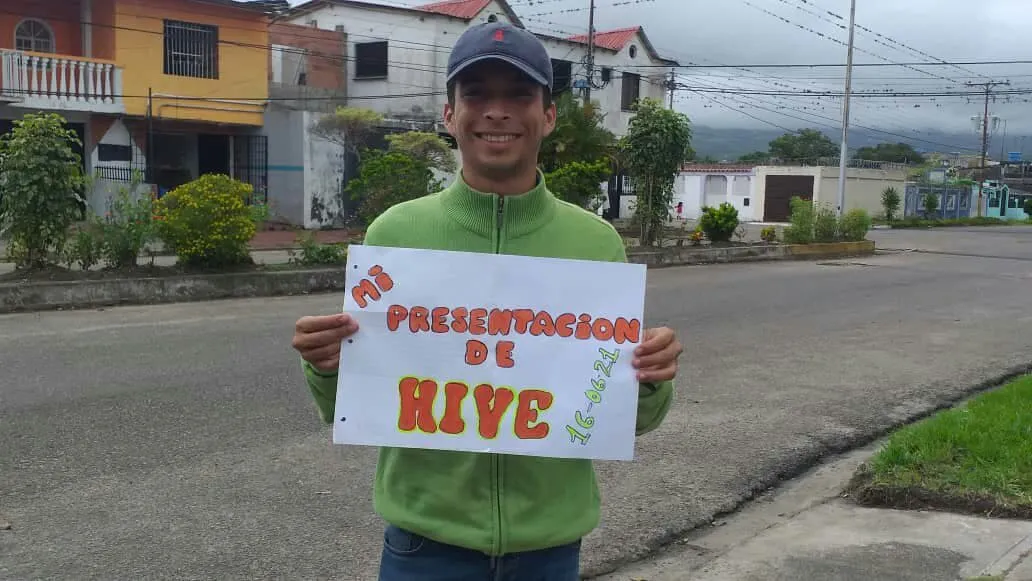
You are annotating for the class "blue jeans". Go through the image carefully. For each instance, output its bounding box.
[378,524,582,581]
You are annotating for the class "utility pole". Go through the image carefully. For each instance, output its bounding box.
[835,0,856,217]
[967,80,1010,217]
[584,0,596,105]
[668,70,675,109]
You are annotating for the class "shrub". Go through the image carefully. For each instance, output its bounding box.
[545,159,611,211]
[0,112,85,269]
[698,202,740,243]
[347,150,442,226]
[838,209,872,241]
[783,196,815,244]
[813,202,839,243]
[881,187,901,222]
[760,226,778,243]
[153,174,258,268]
[922,192,939,218]
[64,225,103,271]
[96,183,154,269]
[1024,198,1032,218]
[290,232,348,266]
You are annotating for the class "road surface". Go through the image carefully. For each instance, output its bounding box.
[2,227,1031,580]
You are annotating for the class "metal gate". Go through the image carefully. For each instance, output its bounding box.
[233,134,268,205]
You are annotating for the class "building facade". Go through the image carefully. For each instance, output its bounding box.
[1,0,271,215]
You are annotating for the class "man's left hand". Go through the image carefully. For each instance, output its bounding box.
[633,327,682,383]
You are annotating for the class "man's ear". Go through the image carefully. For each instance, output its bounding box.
[443,102,456,136]
[542,101,558,138]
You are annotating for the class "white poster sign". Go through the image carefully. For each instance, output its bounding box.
[333,244,647,461]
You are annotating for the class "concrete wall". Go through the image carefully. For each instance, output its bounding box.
[673,171,758,221]
[264,106,306,226]
[816,166,908,216]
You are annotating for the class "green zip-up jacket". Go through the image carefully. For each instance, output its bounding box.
[302,172,675,555]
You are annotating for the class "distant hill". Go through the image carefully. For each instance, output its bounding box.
[690,125,1021,162]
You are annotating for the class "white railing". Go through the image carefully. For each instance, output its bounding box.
[0,50,124,113]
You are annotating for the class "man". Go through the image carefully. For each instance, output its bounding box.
[291,21,682,581]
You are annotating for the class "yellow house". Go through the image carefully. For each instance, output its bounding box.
[0,0,272,210]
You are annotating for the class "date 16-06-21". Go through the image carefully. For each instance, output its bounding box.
[565,347,620,446]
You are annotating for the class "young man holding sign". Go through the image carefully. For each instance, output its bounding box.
[291,21,682,581]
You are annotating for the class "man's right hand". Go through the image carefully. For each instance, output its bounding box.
[292,314,360,374]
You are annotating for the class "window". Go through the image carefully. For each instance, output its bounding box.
[621,72,640,111]
[15,19,54,53]
[97,144,132,163]
[355,41,388,79]
[163,19,219,79]
[551,59,572,94]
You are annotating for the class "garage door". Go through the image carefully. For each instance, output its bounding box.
[764,175,814,222]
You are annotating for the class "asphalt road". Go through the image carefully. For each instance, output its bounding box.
[2,227,1032,580]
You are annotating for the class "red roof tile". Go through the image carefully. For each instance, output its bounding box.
[416,0,491,19]
[567,26,640,52]
[681,164,755,173]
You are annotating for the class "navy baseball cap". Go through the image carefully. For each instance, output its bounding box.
[447,22,554,92]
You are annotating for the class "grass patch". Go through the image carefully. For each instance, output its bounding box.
[847,375,1032,519]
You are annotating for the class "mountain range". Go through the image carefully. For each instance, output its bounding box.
[690,125,1028,162]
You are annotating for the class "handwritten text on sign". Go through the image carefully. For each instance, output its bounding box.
[333,245,647,461]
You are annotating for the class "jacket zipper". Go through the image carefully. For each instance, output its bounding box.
[493,194,504,555]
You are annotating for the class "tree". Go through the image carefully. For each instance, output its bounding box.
[881,187,901,222]
[0,113,85,269]
[620,98,694,246]
[539,92,616,173]
[768,129,838,163]
[856,142,926,165]
[310,106,383,160]
[386,131,456,173]
[545,159,611,211]
[346,150,443,226]
[738,151,769,163]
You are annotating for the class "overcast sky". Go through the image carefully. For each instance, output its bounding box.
[292,0,1032,152]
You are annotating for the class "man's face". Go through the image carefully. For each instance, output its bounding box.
[444,61,557,182]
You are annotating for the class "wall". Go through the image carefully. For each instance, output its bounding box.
[264,106,306,226]
[269,22,346,91]
[816,166,907,217]
[288,1,516,122]
[115,0,268,125]
[673,171,758,221]
[0,0,84,55]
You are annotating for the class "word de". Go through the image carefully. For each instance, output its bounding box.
[397,378,554,440]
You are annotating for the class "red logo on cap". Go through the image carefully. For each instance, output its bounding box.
[494,29,505,42]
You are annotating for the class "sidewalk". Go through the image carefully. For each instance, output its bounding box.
[595,443,1032,581]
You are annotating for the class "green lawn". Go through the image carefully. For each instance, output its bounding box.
[849,375,1032,518]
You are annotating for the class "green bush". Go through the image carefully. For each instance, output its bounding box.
[290,232,348,265]
[838,209,872,241]
[783,196,815,244]
[96,184,155,269]
[760,226,778,243]
[347,150,442,226]
[698,202,740,243]
[922,192,939,217]
[0,112,85,269]
[1023,198,1032,217]
[64,225,103,271]
[545,159,611,211]
[881,187,901,222]
[153,174,258,268]
[813,203,838,243]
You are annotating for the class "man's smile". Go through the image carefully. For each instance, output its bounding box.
[475,133,521,143]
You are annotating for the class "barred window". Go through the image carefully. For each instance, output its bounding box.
[163,20,219,79]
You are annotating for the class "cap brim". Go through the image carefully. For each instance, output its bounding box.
[447,54,550,88]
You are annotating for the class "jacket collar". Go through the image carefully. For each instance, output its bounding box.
[440,170,558,239]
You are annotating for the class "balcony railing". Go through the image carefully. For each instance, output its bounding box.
[0,50,125,113]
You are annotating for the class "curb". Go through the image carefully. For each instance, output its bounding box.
[0,241,875,314]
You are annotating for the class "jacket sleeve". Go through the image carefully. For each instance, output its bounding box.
[605,227,676,437]
[301,217,393,424]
